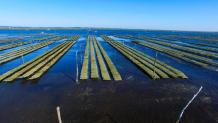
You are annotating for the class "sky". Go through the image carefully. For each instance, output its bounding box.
[0,0,218,31]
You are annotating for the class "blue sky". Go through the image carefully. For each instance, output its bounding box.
[0,0,218,31]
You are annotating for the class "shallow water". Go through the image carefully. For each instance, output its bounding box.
[0,29,218,123]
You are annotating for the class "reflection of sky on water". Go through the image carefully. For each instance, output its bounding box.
[0,30,218,123]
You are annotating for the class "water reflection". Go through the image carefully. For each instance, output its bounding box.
[0,30,218,123]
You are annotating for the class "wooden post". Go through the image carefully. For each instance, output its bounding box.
[56,106,63,123]
[76,50,79,83]
[176,86,203,123]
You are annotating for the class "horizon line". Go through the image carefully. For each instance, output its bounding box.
[0,26,217,33]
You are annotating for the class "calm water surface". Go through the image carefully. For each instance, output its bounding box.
[0,30,218,123]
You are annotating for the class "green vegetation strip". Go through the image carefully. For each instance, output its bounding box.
[90,36,99,79]
[0,36,79,82]
[0,42,31,51]
[28,42,75,80]
[28,36,79,80]
[104,37,160,79]
[0,41,53,64]
[0,37,64,64]
[155,36,218,49]
[80,36,90,80]
[92,36,111,80]
[167,35,218,42]
[116,35,218,59]
[0,38,21,44]
[102,36,187,79]
[0,35,61,51]
[95,37,122,81]
[168,41,218,53]
[139,36,218,59]
[114,42,185,78]
[117,35,218,69]
[0,42,67,82]
[137,41,218,68]
[3,42,69,81]
[112,38,186,78]
[188,42,218,49]
[153,37,218,53]
[80,36,122,81]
